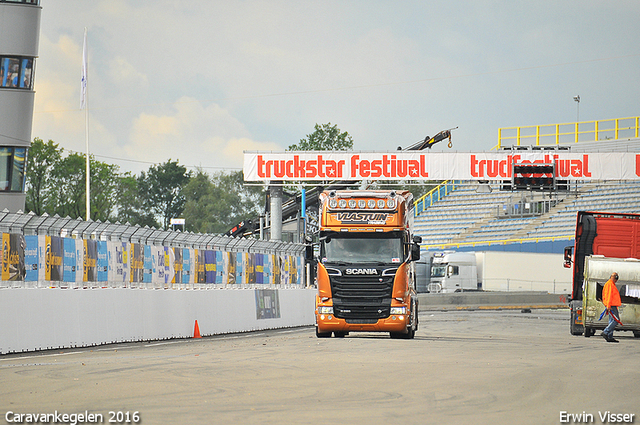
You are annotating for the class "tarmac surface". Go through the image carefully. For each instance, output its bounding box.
[1,309,638,425]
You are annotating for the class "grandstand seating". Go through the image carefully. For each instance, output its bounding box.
[524,181,640,239]
[414,180,640,249]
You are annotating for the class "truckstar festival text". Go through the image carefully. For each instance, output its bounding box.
[243,152,640,182]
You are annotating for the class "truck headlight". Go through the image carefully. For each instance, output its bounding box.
[390,307,407,315]
[318,306,334,314]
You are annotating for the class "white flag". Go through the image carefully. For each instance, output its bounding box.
[80,27,87,109]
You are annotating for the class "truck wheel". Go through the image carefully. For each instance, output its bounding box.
[413,299,419,332]
[316,327,331,338]
[334,331,348,338]
[583,327,595,338]
[405,327,416,339]
[390,327,415,339]
[633,331,640,338]
[570,309,583,336]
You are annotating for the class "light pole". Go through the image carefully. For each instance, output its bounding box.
[573,95,580,122]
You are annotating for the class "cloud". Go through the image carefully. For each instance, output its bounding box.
[107,57,149,91]
[32,34,119,157]
[127,97,280,172]
[32,0,640,177]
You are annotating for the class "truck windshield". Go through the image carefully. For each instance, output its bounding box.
[321,233,404,265]
[431,265,446,278]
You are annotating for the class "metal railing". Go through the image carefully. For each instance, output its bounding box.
[421,234,574,251]
[414,180,459,216]
[495,116,640,149]
[496,199,558,219]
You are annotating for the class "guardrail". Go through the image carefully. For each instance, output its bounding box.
[495,116,640,149]
[421,234,574,251]
[414,180,459,216]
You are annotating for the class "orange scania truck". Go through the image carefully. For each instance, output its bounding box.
[313,190,421,339]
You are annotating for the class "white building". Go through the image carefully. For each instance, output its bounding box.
[0,0,41,212]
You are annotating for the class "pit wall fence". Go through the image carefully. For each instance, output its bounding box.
[1,234,305,289]
[0,212,315,354]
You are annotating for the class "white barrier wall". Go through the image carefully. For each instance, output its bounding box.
[0,287,316,354]
[479,251,572,293]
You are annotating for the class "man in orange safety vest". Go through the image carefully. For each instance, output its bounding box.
[601,272,622,343]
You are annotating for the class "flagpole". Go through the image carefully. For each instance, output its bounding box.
[82,27,90,221]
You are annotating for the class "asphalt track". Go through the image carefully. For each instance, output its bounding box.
[1,310,638,425]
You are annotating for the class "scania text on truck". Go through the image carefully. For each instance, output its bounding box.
[312,190,421,339]
[564,211,640,337]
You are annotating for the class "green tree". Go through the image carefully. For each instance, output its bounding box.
[89,158,120,222]
[288,122,354,151]
[47,153,121,221]
[115,172,159,228]
[182,170,217,233]
[183,170,263,234]
[26,138,122,221]
[50,152,86,219]
[138,160,191,230]
[25,138,62,215]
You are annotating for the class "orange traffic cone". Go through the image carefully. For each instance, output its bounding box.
[193,320,202,338]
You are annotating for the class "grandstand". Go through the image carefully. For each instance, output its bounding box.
[414,133,640,253]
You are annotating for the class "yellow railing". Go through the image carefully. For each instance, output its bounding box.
[414,180,459,216]
[494,116,640,150]
[421,234,574,251]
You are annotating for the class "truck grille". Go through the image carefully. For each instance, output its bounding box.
[330,275,394,320]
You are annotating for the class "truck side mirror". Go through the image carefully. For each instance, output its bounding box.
[411,243,421,262]
[411,235,422,262]
[563,246,573,269]
[305,236,315,262]
[305,244,314,262]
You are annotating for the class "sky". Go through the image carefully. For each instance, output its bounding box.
[32,0,640,176]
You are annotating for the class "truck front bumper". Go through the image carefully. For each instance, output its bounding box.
[316,312,409,333]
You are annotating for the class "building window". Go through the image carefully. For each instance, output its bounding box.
[0,57,35,90]
[0,147,27,192]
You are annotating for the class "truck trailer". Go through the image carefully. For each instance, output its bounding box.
[312,190,421,339]
[580,256,640,337]
[564,211,640,337]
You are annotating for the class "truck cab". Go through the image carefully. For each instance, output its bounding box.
[429,251,480,293]
[313,190,421,339]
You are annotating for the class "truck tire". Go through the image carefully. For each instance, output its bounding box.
[405,327,415,339]
[413,299,419,331]
[570,308,583,336]
[392,327,415,339]
[390,323,416,339]
[583,327,595,337]
[316,327,331,338]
